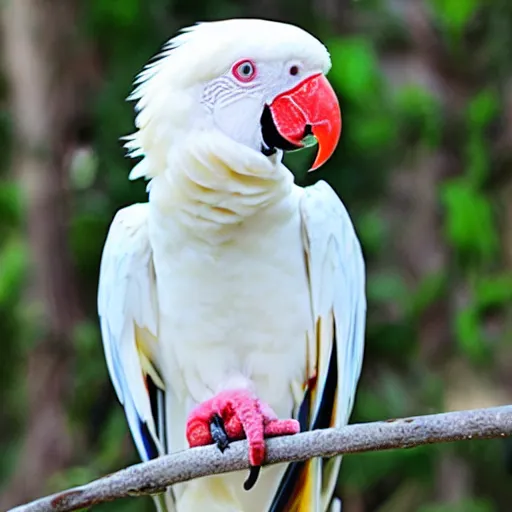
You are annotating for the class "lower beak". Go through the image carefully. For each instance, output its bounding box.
[268,74,342,171]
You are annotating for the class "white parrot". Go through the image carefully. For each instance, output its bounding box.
[98,18,366,512]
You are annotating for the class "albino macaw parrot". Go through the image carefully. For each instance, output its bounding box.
[98,18,366,512]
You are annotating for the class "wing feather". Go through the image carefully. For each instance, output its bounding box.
[270,180,366,511]
[97,203,164,461]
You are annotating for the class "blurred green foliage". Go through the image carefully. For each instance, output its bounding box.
[1,0,511,511]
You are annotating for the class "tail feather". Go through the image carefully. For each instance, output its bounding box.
[152,490,176,512]
[329,497,342,512]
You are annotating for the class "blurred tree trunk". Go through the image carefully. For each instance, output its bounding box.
[0,0,90,507]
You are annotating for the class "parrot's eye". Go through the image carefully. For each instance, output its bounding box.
[289,65,299,76]
[232,60,256,82]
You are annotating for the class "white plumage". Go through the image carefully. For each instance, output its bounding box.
[98,19,366,512]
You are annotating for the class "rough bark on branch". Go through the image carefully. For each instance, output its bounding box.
[9,406,512,512]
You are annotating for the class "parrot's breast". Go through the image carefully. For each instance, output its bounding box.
[148,183,313,512]
[149,185,312,416]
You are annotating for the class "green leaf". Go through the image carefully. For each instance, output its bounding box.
[429,0,481,35]
[441,179,498,261]
[328,38,380,101]
[89,0,141,28]
[467,89,499,129]
[474,273,512,308]
[455,307,487,362]
[351,114,398,150]
[395,85,442,147]
[463,90,499,185]
[0,237,27,305]
[0,182,22,224]
[418,498,494,512]
[464,133,490,186]
[357,209,388,254]
[408,271,447,318]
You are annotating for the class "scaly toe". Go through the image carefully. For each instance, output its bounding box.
[186,418,213,447]
[264,418,301,437]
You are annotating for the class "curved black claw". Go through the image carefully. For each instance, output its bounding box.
[210,414,230,453]
[244,466,261,491]
[210,414,261,491]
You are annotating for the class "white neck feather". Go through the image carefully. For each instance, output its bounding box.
[147,129,295,243]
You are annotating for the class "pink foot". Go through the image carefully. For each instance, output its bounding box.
[186,389,300,467]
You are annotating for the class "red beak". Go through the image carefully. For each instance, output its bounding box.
[268,74,341,171]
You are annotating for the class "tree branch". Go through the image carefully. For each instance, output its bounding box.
[10,406,512,512]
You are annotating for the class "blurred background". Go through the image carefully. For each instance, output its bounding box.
[0,0,511,511]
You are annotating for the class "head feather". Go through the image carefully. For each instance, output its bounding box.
[124,19,331,180]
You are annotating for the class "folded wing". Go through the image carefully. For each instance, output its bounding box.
[97,203,166,461]
[269,180,366,511]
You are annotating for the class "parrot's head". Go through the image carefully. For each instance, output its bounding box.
[126,19,341,180]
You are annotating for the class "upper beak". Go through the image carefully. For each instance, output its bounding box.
[268,74,341,171]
